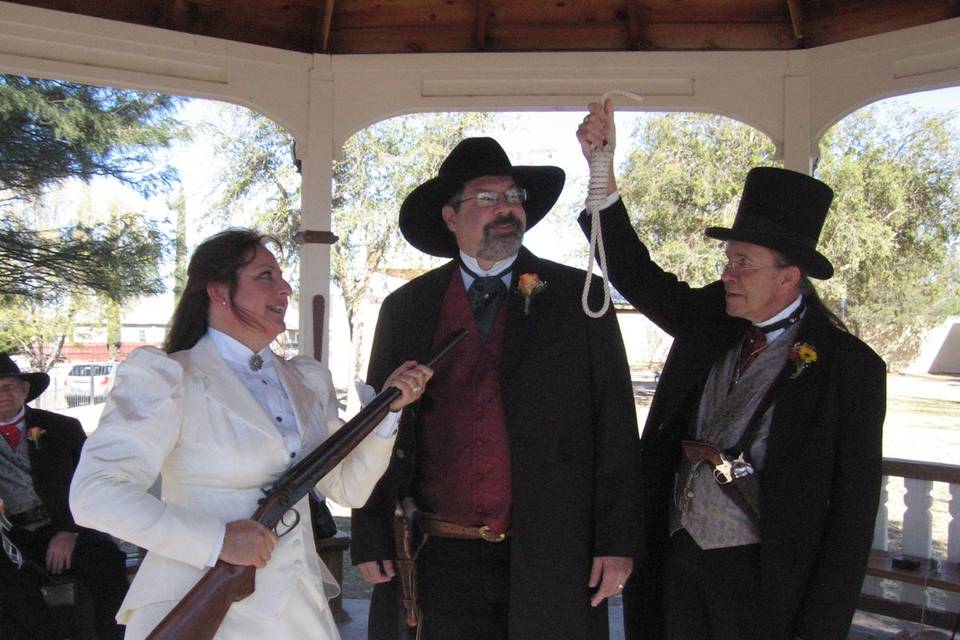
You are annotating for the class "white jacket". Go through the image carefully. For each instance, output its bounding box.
[70,336,394,637]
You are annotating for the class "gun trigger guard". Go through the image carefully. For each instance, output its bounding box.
[275,508,301,538]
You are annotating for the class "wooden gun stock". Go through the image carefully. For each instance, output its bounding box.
[146,328,467,640]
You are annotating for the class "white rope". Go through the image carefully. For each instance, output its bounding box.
[581,90,644,318]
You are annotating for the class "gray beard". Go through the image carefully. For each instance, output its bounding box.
[477,231,523,262]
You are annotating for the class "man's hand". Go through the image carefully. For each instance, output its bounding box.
[588,555,633,607]
[577,99,617,158]
[46,531,79,574]
[576,99,618,196]
[220,519,278,568]
[358,559,396,584]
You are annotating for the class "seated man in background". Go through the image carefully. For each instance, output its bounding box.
[0,354,128,640]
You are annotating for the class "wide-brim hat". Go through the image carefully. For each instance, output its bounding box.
[705,167,835,279]
[0,354,50,403]
[399,137,565,257]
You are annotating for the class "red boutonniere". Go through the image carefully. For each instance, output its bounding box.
[788,342,817,379]
[516,273,547,315]
[26,427,45,449]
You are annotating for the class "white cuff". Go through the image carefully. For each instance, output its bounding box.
[356,381,401,438]
[206,522,226,567]
[599,191,620,211]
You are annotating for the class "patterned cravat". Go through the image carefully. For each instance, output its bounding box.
[0,423,20,449]
[461,261,512,343]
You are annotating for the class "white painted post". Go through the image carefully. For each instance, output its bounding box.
[862,476,891,598]
[946,482,960,614]
[901,478,934,610]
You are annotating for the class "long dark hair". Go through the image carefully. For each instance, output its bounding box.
[775,249,848,332]
[165,229,279,354]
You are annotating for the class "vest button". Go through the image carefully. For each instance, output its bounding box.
[396,448,406,459]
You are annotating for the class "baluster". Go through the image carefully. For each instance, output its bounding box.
[901,478,934,609]
[862,476,890,598]
[873,477,890,550]
[946,482,960,615]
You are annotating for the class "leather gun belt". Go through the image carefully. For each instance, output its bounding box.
[418,512,509,543]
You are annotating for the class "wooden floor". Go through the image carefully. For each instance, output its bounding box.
[334,598,955,640]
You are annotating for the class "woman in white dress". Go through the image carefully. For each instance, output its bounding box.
[70,229,431,639]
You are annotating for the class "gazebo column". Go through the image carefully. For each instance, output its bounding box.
[782,70,816,175]
[297,62,336,364]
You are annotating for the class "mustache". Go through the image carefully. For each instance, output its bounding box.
[483,213,523,234]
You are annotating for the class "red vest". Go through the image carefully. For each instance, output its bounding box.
[418,269,512,535]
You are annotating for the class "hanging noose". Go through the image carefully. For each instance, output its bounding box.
[581,90,644,318]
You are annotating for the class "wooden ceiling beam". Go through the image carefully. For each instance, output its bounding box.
[626,0,649,50]
[316,0,335,53]
[786,0,805,45]
[475,0,488,52]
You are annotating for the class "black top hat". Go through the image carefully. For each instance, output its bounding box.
[705,167,835,279]
[0,354,50,403]
[399,137,565,257]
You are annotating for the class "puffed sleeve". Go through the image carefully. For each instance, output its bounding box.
[69,347,225,569]
[286,356,396,509]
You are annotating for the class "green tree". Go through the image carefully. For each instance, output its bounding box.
[0,212,168,302]
[0,75,182,199]
[617,108,960,368]
[816,105,960,367]
[171,186,188,300]
[0,298,74,371]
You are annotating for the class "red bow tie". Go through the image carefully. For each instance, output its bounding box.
[0,423,21,449]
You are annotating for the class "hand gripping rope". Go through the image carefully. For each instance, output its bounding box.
[581,90,644,318]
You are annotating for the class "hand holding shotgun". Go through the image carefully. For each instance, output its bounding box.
[145,328,468,640]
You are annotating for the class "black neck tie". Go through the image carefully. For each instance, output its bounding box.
[461,261,511,343]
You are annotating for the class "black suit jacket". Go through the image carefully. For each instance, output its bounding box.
[352,247,640,640]
[20,407,88,534]
[581,200,886,640]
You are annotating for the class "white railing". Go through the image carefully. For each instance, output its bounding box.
[862,458,960,629]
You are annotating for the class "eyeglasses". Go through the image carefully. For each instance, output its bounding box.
[716,259,786,277]
[454,187,528,208]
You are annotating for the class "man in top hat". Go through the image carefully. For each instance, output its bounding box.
[577,102,886,639]
[351,137,640,640]
[0,354,128,640]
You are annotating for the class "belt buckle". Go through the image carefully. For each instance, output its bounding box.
[478,525,506,543]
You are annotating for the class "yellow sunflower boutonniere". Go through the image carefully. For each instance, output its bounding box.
[516,273,547,315]
[26,427,46,449]
[788,342,817,379]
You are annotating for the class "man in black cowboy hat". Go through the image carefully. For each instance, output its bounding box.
[577,102,885,640]
[351,137,640,640]
[0,354,128,640]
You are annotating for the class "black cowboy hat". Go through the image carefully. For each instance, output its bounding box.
[399,137,565,257]
[705,167,835,279]
[0,354,50,403]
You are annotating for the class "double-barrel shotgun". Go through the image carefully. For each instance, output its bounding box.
[145,328,468,640]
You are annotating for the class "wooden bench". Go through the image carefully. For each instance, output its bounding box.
[859,550,960,629]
